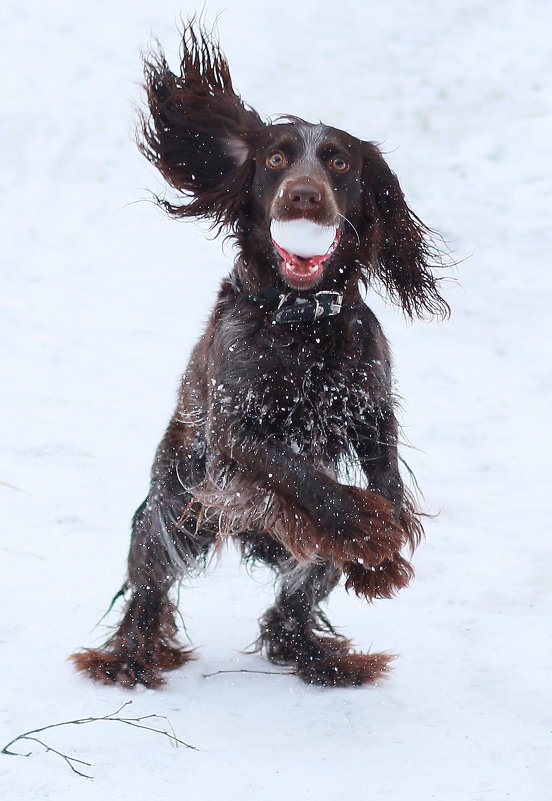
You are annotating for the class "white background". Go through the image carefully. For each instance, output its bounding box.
[1,1,551,798]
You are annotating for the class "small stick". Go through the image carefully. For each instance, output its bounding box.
[1,701,196,780]
[202,668,292,678]
[8,736,94,779]
[0,480,22,492]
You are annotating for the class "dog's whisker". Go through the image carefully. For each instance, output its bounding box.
[337,212,361,246]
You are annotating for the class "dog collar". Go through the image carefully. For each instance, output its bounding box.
[251,288,343,324]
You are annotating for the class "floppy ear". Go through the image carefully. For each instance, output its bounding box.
[138,23,265,229]
[360,142,449,320]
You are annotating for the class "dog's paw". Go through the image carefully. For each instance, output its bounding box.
[296,650,394,687]
[70,645,193,688]
[321,485,406,566]
[343,552,414,600]
[269,485,415,578]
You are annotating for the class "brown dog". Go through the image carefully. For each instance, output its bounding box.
[72,23,448,688]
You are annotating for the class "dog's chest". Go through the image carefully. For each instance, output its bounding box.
[241,346,376,459]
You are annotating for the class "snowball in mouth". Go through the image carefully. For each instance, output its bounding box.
[270,219,341,287]
[270,219,338,258]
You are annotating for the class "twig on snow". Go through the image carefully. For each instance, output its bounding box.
[202,668,292,678]
[0,480,22,492]
[1,700,196,780]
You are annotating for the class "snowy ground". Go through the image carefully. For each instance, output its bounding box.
[1,1,551,798]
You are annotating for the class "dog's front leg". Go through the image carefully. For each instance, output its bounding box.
[343,402,423,598]
[215,425,412,599]
[354,402,423,539]
[354,402,406,517]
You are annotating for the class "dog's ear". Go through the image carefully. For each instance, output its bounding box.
[139,24,264,229]
[360,142,449,320]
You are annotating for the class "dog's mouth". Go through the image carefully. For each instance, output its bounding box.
[270,219,341,289]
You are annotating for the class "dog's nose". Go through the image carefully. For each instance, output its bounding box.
[287,182,322,209]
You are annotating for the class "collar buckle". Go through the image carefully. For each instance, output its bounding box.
[313,291,343,319]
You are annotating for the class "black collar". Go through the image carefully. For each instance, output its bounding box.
[250,288,343,324]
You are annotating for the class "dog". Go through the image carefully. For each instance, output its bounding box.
[72,23,448,688]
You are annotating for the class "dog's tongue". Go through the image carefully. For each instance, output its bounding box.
[270,219,340,284]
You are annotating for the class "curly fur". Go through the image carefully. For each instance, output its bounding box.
[72,21,447,689]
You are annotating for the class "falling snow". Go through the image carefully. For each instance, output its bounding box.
[1,1,551,800]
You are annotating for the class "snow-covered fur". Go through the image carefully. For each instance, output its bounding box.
[72,22,448,688]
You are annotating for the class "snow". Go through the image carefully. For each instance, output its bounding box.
[1,0,551,798]
[270,220,338,258]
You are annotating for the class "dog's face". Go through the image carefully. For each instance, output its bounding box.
[250,122,363,290]
[140,33,448,318]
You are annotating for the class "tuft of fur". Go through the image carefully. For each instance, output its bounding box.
[71,594,193,688]
[359,142,450,320]
[139,24,264,229]
[257,602,394,686]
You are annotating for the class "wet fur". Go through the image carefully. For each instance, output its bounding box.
[72,22,447,688]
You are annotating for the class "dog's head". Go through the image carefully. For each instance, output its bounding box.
[139,24,448,319]
[246,120,360,292]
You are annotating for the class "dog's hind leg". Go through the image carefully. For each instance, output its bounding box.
[72,419,215,687]
[251,538,394,687]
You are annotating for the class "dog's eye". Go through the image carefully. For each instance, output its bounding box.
[266,152,287,169]
[329,156,349,173]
